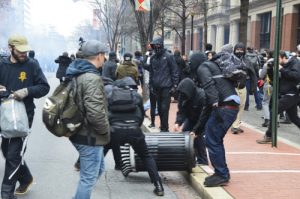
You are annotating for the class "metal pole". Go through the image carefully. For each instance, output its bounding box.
[191,14,194,51]
[271,0,282,147]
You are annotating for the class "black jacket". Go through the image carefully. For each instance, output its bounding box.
[55,56,72,79]
[0,57,50,121]
[279,57,300,95]
[102,60,118,80]
[174,54,189,80]
[176,78,206,134]
[197,60,238,105]
[144,38,179,88]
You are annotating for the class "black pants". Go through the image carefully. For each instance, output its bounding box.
[1,138,33,198]
[104,128,161,183]
[149,89,157,125]
[153,87,171,132]
[182,119,208,165]
[266,94,300,137]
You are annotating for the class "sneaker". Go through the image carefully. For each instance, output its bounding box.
[204,174,229,187]
[256,136,271,144]
[15,177,33,195]
[231,128,243,134]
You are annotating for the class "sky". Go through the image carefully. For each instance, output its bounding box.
[30,0,92,36]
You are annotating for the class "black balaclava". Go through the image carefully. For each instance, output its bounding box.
[150,37,164,55]
[234,42,246,59]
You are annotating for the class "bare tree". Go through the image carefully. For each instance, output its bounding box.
[90,0,130,51]
[164,0,200,55]
[128,0,171,54]
[239,0,249,45]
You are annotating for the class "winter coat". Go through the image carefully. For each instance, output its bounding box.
[55,55,72,79]
[115,61,139,83]
[197,60,238,105]
[279,57,300,95]
[102,60,118,80]
[66,59,110,146]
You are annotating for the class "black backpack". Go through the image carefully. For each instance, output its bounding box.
[212,52,247,88]
[42,79,83,137]
[107,85,143,127]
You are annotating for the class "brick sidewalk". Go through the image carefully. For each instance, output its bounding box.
[146,102,300,199]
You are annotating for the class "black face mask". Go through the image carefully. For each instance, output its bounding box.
[235,52,244,59]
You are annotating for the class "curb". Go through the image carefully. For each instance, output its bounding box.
[142,118,234,199]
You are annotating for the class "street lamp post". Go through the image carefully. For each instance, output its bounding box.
[190,13,194,52]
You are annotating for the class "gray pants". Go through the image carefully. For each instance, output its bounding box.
[262,82,272,120]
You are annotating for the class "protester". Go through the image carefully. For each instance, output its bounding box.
[174,78,208,165]
[144,37,179,132]
[104,77,164,196]
[0,35,50,199]
[197,50,240,187]
[55,52,72,82]
[102,51,118,80]
[115,52,139,83]
[257,51,300,144]
[65,40,110,199]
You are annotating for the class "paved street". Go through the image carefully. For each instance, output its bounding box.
[0,73,201,199]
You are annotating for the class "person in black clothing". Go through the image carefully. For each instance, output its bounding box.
[174,50,189,80]
[55,52,72,82]
[174,78,208,165]
[144,37,179,132]
[102,51,118,80]
[257,51,300,144]
[104,77,164,196]
[197,53,239,187]
[0,35,50,199]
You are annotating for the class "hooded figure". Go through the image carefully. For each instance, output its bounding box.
[175,78,208,165]
[150,37,165,55]
[55,52,72,82]
[188,52,207,83]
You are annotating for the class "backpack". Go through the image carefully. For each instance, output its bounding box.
[212,52,247,89]
[42,79,83,137]
[107,85,143,127]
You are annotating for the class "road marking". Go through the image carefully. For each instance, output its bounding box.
[226,152,300,156]
[201,166,300,174]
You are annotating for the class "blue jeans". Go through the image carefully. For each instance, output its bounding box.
[205,107,238,179]
[73,143,105,199]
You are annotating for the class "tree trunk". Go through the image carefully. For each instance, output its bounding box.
[239,0,249,45]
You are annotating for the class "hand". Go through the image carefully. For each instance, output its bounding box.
[212,102,218,107]
[0,85,6,92]
[169,86,177,95]
[13,88,28,101]
[174,124,180,132]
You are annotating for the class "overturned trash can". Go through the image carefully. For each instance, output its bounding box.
[120,132,195,177]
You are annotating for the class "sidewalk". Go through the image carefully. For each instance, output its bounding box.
[144,102,300,199]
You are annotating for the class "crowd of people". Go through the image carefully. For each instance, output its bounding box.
[1,33,300,199]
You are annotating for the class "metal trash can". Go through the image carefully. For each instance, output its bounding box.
[120,132,195,177]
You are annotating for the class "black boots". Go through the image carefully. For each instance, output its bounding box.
[153,181,164,196]
[1,184,17,199]
[262,119,269,127]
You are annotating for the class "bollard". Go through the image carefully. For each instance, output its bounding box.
[120,132,195,177]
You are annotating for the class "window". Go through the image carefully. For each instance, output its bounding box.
[260,12,271,49]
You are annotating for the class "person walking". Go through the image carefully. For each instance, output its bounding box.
[102,51,118,80]
[65,40,110,199]
[115,53,139,83]
[55,52,72,82]
[0,35,50,199]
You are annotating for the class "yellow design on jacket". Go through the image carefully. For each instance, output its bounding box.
[18,71,27,82]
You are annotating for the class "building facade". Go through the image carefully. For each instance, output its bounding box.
[173,0,300,53]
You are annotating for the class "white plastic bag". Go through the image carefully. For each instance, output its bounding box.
[0,98,30,138]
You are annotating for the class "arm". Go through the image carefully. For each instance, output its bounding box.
[27,62,50,98]
[83,77,110,135]
[259,63,268,79]
[280,62,300,81]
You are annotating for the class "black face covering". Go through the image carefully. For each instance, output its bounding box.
[235,52,244,59]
